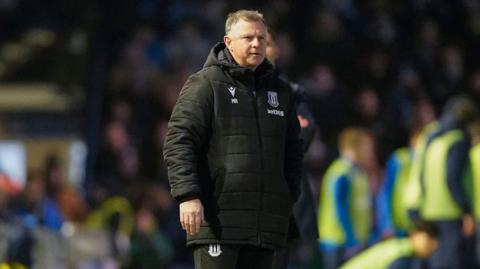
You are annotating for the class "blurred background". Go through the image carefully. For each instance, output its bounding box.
[0,0,480,268]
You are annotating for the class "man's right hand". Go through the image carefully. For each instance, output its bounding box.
[462,214,475,237]
[179,198,204,236]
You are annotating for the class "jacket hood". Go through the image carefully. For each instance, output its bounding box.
[203,42,274,79]
[203,42,237,69]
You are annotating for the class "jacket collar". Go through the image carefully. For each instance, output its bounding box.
[203,43,274,89]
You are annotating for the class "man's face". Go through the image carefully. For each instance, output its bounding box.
[224,19,267,68]
[356,134,375,167]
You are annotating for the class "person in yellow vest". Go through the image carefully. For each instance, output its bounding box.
[469,118,480,267]
[339,221,439,269]
[409,96,478,269]
[376,132,418,238]
[318,127,375,269]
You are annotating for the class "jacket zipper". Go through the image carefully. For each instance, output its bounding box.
[252,89,264,246]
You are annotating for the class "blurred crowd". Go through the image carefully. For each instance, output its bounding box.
[1,0,480,268]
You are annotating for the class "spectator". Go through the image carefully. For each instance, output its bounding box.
[43,155,88,224]
[91,120,139,205]
[305,63,353,166]
[128,208,173,269]
[9,168,63,231]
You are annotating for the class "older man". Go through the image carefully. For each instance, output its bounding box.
[163,10,303,269]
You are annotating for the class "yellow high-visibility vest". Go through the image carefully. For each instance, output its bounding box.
[420,129,466,220]
[471,144,480,219]
[391,148,413,231]
[340,238,413,269]
[318,158,372,246]
[405,122,438,212]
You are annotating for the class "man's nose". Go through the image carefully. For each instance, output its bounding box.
[251,37,261,47]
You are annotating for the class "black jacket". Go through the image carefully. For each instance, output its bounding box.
[163,43,303,249]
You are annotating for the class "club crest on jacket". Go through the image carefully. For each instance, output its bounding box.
[267,91,279,108]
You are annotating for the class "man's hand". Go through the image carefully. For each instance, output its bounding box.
[179,198,204,236]
[297,115,310,129]
[462,214,475,237]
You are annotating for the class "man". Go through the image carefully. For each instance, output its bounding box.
[469,119,480,266]
[376,133,418,238]
[163,10,303,269]
[317,127,374,269]
[339,221,439,269]
[407,96,477,269]
[265,31,319,269]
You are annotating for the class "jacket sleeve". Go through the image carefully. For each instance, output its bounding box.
[163,73,213,202]
[446,137,471,213]
[291,83,316,152]
[284,91,304,201]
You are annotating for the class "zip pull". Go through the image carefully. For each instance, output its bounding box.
[252,90,256,97]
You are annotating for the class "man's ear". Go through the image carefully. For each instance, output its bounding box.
[224,36,231,49]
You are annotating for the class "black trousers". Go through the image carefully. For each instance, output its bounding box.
[193,244,274,269]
